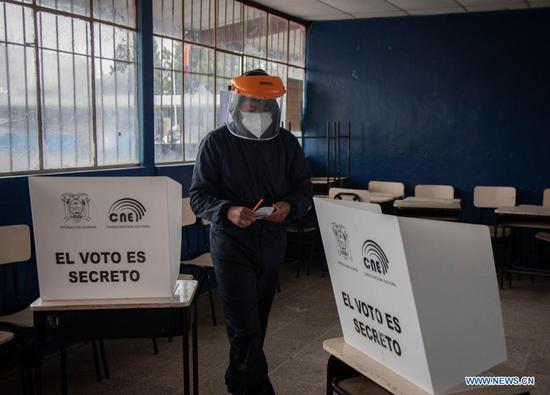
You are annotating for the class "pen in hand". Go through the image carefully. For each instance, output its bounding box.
[252,198,264,212]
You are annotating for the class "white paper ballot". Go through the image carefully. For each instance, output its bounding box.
[255,206,275,219]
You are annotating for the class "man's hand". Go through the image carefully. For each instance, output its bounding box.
[265,201,291,223]
[227,206,256,228]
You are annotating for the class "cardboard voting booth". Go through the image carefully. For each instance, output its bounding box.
[29,177,182,301]
[314,198,506,395]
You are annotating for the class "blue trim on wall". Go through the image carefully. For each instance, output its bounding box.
[137,0,155,169]
[0,0,200,314]
[303,8,550,222]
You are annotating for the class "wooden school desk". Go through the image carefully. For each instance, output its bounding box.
[495,205,550,230]
[314,192,400,214]
[30,279,199,395]
[393,197,462,221]
[495,205,550,286]
[369,192,403,203]
[312,177,350,195]
[369,192,403,214]
[311,177,350,186]
[324,337,533,395]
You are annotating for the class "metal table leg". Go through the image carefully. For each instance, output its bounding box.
[33,313,43,395]
[182,310,190,395]
[193,301,198,395]
[60,341,68,395]
[91,340,102,382]
[34,343,42,395]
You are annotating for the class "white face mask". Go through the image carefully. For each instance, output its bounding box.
[241,112,273,139]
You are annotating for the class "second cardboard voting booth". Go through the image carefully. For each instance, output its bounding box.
[29,176,182,301]
[314,197,506,395]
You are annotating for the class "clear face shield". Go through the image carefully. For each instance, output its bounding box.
[226,93,281,141]
[226,71,286,141]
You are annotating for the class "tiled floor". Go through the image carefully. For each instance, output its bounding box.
[1,264,549,394]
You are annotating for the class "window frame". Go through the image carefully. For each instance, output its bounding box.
[0,0,308,174]
[153,0,308,165]
[0,0,139,176]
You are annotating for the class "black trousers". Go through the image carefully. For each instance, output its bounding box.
[211,223,286,395]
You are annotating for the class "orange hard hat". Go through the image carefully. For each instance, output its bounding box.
[229,72,286,100]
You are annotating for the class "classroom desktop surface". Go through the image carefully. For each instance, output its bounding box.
[496,205,550,217]
[30,280,198,311]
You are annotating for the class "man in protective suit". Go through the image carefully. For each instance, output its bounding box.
[190,69,312,394]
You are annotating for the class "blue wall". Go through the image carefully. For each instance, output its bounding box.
[303,8,550,220]
[0,0,202,314]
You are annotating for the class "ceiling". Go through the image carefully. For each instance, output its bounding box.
[251,0,550,21]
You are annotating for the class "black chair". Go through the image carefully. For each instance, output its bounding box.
[0,329,32,394]
[286,209,322,278]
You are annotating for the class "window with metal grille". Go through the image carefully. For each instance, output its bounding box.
[0,0,138,175]
[153,0,307,163]
[0,0,306,171]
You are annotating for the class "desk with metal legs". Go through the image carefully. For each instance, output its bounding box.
[369,192,402,214]
[495,205,550,230]
[394,197,462,221]
[495,205,550,286]
[30,280,199,395]
[314,192,400,214]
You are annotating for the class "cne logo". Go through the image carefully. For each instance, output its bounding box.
[362,240,389,275]
[108,198,146,223]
